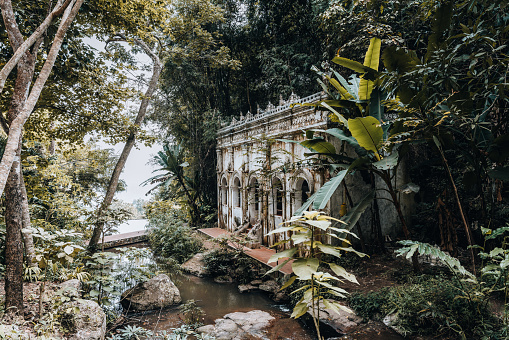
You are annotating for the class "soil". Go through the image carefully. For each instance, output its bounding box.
[0,280,62,336]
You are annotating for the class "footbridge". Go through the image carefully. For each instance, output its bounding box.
[98,230,148,249]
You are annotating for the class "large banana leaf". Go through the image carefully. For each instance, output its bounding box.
[348,117,383,157]
[324,128,367,157]
[332,57,377,75]
[373,150,399,170]
[312,65,354,100]
[301,139,336,154]
[359,37,381,101]
[368,88,386,122]
[488,167,509,181]
[332,69,357,99]
[312,170,349,210]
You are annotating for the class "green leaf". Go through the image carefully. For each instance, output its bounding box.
[292,258,319,280]
[488,167,509,181]
[265,258,292,275]
[312,170,349,210]
[294,192,317,216]
[291,302,309,319]
[305,220,331,230]
[324,300,354,314]
[373,150,399,170]
[341,191,375,230]
[359,38,381,100]
[267,226,296,236]
[348,117,383,156]
[329,263,359,284]
[268,248,297,264]
[500,259,509,269]
[332,69,357,99]
[332,57,376,75]
[291,231,311,244]
[324,128,367,156]
[369,88,386,123]
[321,102,348,126]
[281,276,297,290]
[336,247,367,257]
[301,139,336,154]
[316,244,342,258]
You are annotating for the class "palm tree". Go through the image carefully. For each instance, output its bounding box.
[143,143,201,227]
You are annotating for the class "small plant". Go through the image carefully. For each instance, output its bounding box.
[179,299,204,325]
[119,325,153,339]
[267,211,365,340]
[394,227,509,338]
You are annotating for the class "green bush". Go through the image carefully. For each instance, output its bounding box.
[147,209,202,264]
[203,249,263,284]
[348,277,504,338]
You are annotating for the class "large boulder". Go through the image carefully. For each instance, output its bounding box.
[121,274,181,311]
[308,301,362,335]
[181,253,210,277]
[61,299,106,340]
[196,310,275,340]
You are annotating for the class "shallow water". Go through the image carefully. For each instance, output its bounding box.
[112,247,403,340]
[123,272,313,340]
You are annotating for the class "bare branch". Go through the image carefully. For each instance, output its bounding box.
[0,0,85,196]
[0,0,73,95]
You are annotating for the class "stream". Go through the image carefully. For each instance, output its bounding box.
[124,273,313,340]
[109,243,403,340]
[110,245,313,339]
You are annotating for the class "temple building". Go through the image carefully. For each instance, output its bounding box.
[216,92,414,248]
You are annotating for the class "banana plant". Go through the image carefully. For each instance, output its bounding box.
[289,39,419,271]
[265,211,365,340]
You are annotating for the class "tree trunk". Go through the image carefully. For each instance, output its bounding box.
[0,0,84,197]
[2,27,38,316]
[20,168,36,267]
[88,37,162,251]
[4,140,24,314]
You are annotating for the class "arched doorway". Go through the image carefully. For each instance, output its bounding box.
[248,177,260,224]
[294,177,311,211]
[232,176,242,227]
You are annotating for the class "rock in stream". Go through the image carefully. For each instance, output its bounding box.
[196,310,275,340]
[121,274,181,311]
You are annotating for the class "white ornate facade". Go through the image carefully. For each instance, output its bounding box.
[216,92,413,247]
[217,92,330,246]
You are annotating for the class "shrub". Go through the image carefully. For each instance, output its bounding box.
[348,277,503,338]
[147,209,202,263]
[203,249,263,283]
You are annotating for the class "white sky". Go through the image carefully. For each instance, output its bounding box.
[85,37,162,204]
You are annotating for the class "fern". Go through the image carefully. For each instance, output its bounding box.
[396,240,475,279]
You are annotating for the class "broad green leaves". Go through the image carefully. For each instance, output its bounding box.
[348,117,383,159]
[359,38,382,101]
[312,170,348,210]
[266,211,364,330]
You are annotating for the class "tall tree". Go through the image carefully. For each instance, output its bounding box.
[87,0,233,251]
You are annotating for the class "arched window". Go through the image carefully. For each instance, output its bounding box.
[221,177,228,205]
[232,177,241,208]
[301,180,310,205]
[273,178,283,216]
[294,178,311,210]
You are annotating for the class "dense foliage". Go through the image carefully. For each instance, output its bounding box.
[146,206,203,263]
[349,277,504,338]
